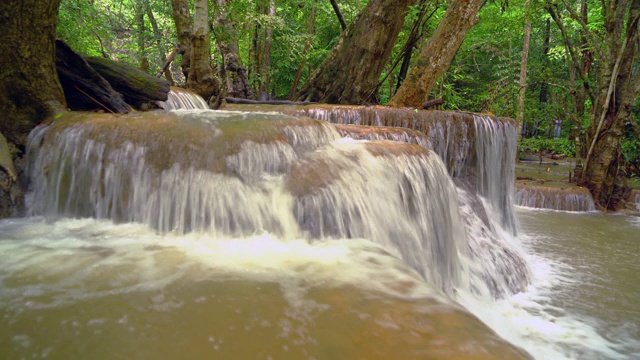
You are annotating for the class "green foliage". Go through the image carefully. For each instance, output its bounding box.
[52,0,627,173]
[622,139,639,165]
[57,0,111,57]
[518,137,576,157]
[58,0,178,75]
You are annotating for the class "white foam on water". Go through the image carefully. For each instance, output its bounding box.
[0,218,444,313]
[459,230,633,360]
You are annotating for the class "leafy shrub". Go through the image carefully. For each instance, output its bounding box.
[518,138,576,157]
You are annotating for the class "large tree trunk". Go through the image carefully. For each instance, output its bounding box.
[170,0,193,82]
[0,0,66,217]
[215,0,253,99]
[0,0,66,152]
[388,0,487,107]
[580,0,640,210]
[186,0,221,107]
[297,0,417,104]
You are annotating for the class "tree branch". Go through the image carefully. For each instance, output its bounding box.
[547,5,596,104]
[559,0,604,59]
[329,0,347,31]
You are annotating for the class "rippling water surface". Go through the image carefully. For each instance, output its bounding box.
[0,218,530,359]
[482,209,640,359]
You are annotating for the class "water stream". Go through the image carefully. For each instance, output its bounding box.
[0,94,638,359]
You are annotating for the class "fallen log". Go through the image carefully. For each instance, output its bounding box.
[225,97,316,105]
[86,56,171,109]
[55,40,130,113]
[421,97,444,109]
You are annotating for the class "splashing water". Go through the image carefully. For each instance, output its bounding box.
[25,109,528,300]
[157,87,210,110]
[10,102,637,359]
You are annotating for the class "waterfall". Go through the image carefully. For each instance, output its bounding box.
[515,185,596,212]
[26,111,338,235]
[289,140,468,295]
[157,87,210,110]
[283,106,518,235]
[26,107,530,299]
[473,115,518,234]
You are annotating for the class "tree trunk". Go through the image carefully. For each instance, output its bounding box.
[186,0,221,107]
[388,0,486,107]
[547,5,591,165]
[135,2,149,72]
[289,3,315,99]
[396,0,433,92]
[580,0,640,210]
[538,19,550,109]
[0,0,66,152]
[259,0,276,98]
[0,0,66,218]
[215,0,253,99]
[170,0,192,81]
[249,1,262,95]
[516,0,531,146]
[297,0,418,104]
[144,0,174,84]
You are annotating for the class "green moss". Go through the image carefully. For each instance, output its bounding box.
[85,57,170,104]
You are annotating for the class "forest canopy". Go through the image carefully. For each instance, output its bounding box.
[56,0,639,175]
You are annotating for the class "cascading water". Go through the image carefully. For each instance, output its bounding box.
[25,107,529,300]
[26,111,338,236]
[259,105,528,297]
[514,185,596,212]
[473,115,518,234]
[157,87,210,110]
[288,140,468,295]
[279,106,519,235]
[23,96,640,358]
